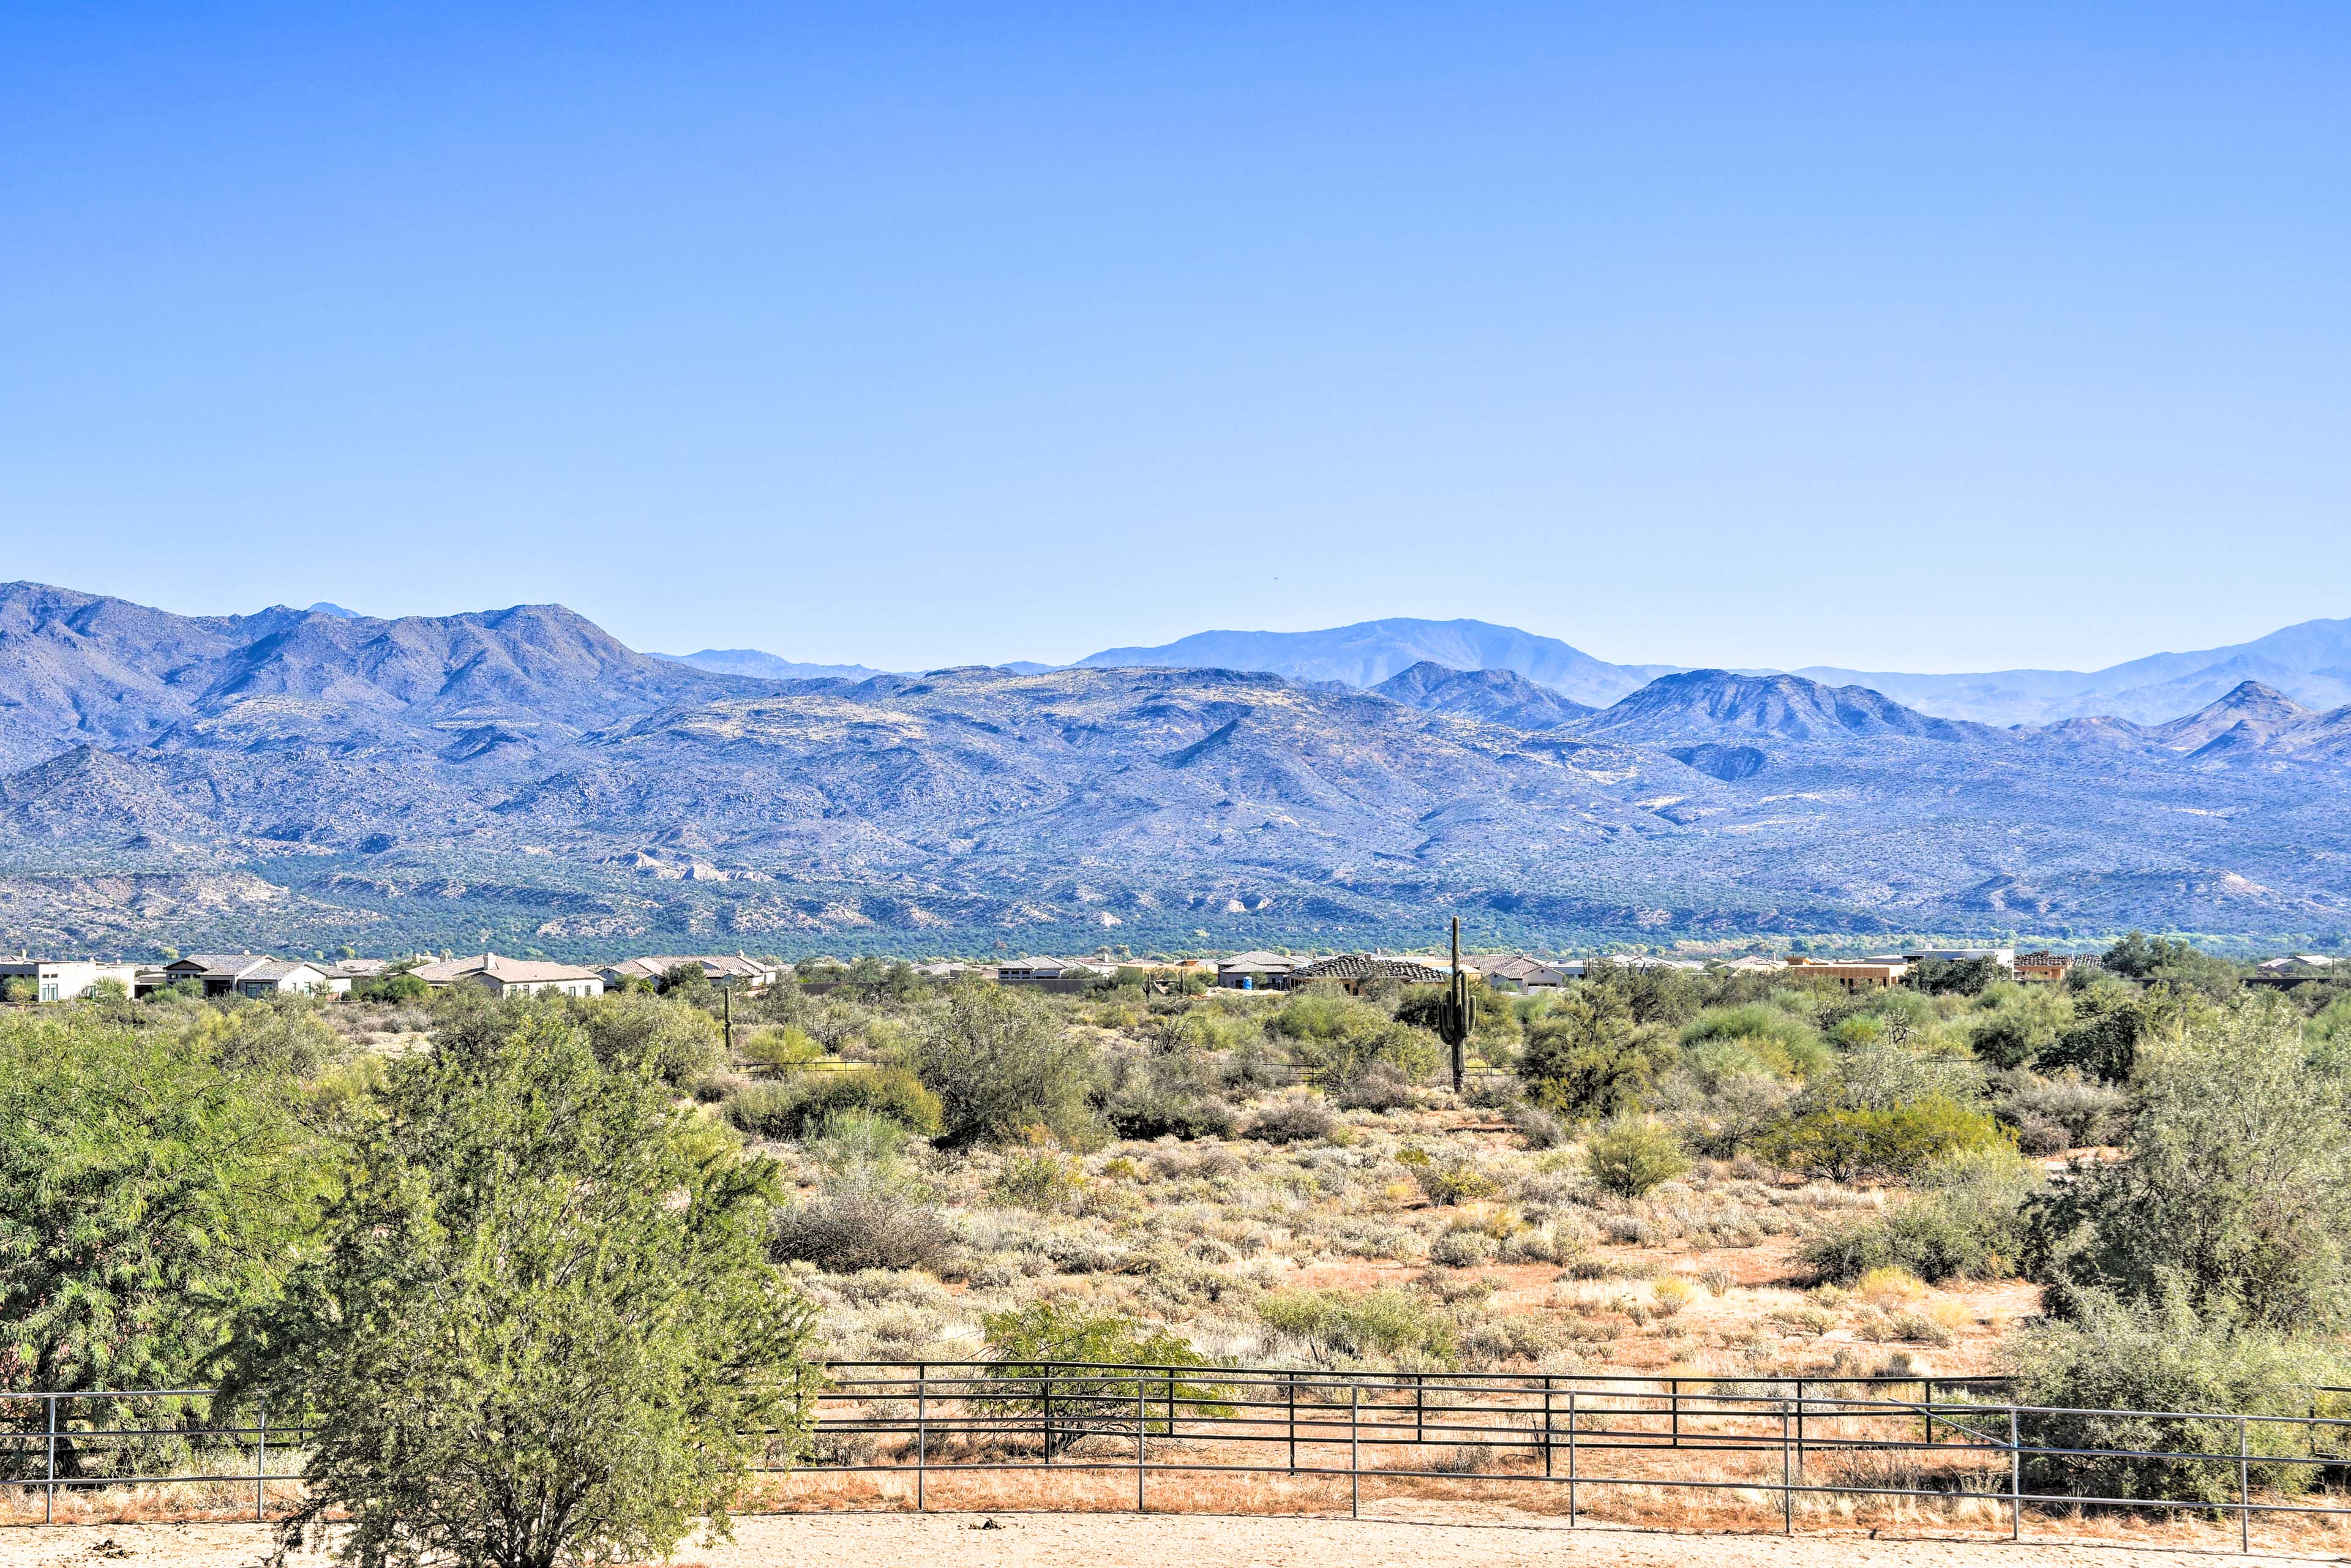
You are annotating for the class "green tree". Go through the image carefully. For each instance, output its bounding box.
[907,980,1097,1146]
[975,1301,1232,1455]
[242,1016,816,1568]
[1521,987,1663,1119]
[0,1014,321,1474]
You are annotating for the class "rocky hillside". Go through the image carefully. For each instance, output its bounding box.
[2,584,2349,956]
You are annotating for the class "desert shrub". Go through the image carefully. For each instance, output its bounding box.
[1258,1287,1455,1364]
[1968,1013,2036,1070]
[570,991,725,1084]
[2008,1283,2351,1503]
[1520,988,1665,1119]
[2029,1009,2351,1332]
[1584,1114,1690,1198]
[1510,1105,1568,1149]
[1413,1158,1500,1206]
[991,1133,1087,1212]
[1103,1089,1236,1140]
[1265,989,1388,1043]
[770,1182,958,1274]
[1242,1096,1338,1144]
[909,981,1099,1147]
[1291,1020,1441,1092]
[1333,1065,1419,1111]
[1998,1071,2127,1149]
[351,972,429,1003]
[2036,987,2151,1082]
[738,1024,822,1072]
[1802,1145,2041,1284]
[1460,1074,1521,1111]
[975,1301,1232,1454]
[1679,1003,1829,1078]
[1428,1229,1498,1268]
[1758,1097,2008,1183]
[723,1067,942,1141]
[209,1003,347,1079]
[1651,1277,1693,1316]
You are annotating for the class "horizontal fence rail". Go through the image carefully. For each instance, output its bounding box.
[8,1367,2349,1551]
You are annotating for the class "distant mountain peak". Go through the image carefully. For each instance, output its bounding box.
[1373,661,1594,729]
[651,648,894,682]
[306,601,361,619]
[1573,669,1984,744]
[1076,617,1678,707]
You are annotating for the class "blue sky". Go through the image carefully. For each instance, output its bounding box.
[4,2,2347,673]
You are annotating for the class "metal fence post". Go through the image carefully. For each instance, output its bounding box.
[1349,1382,1360,1520]
[2238,1414,2251,1553]
[1136,1381,1147,1514]
[256,1397,267,1521]
[1670,1376,1680,1448]
[1567,1387,1578,1526]
[1793,1379,1805,1484]
[1043,1370,1054,1461]
[2009,1405,2022,1541]
[1780,1403,1793,1534]
[915,1365,928,1514]
[1414,1373,1424,1446]
[1286,1377,1297,1474]
[1541,1376,1553,1478]
[45,1394,56,1525]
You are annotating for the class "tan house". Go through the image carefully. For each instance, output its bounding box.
[411,953,604,998]
[1782,956,1908,991]
[1474,955,1571,992]
[1284,954,1449,994]
[599,953,782,991]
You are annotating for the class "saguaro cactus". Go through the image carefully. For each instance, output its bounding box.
[1436,916,1477,1092]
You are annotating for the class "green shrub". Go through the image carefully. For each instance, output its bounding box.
[569,992,724,1084]
[1678,1003,1829,1078]
[1521,988,1660,1119]
[352,972,429,1003]
[1241,1097,1337,1144]
[909,981,1098,1147]
[1413,1158,1500,1206]
[1583,1114,1689,1197]
[2009,1283,2351,1504]
[2029,1009,2351,1332]
[1758,1097,2008,1182]
[1258,1287,1455,1364]
[769,1181,957,1274]
[975,1301,1232,1454]
[1103,1090,1236,1141]
[723,1067,942,1141]
[1801,1145,2041,1283]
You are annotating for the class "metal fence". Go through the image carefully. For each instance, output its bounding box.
[9,1366,2351,1550]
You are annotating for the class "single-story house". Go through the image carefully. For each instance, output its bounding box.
[0,957,142,1002]
[2014,951,2071,983]
[163,955,342,997]
[1905,948,2015,970]
[599,953,783,991]
[1217,950,1303,991]
[998,956,1120,984]
[1285,954,1450,994]
[410,953,604,998]
[1782,956,1908,991]
[1717,956,1789,975]
[1476,955,1572,992]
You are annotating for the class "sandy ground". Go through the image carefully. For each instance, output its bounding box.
[0,1511,2318,1568]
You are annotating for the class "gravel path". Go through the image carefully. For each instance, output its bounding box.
[0,1512,2289,1568]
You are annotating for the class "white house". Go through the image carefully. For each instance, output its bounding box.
[162,955,340,997]
[0,957,141,1002]
[599,953,782,991]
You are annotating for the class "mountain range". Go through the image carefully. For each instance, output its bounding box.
[663,613,2351,727]
[2,581,2349,958]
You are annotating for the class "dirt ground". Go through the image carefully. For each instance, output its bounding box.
[0,1511,2319,1568]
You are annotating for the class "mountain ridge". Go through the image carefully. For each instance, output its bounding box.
[6,583,2351,955]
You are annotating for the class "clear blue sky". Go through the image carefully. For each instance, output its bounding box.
[4,2,2347,674]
